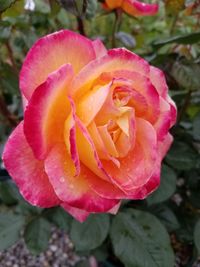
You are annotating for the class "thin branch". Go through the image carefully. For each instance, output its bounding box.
[5,41,18,74]
[177,89,192,124]
[111,9,122,48]
[0,94,18,127]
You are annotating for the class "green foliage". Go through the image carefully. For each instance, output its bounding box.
[194,220,200,255]
[110,210,174,267]
[0,0,200,265]
[0,0,18,13]
[147,165,177,205]
[0,212,25,250]
[70,214,110,251]
[24,217,51,254]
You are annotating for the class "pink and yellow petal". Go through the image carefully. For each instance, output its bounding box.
[24,64,74,160]
[105,0,123,9]
[71,48,149,98]
[102,118,158,191]
[44,144,119,212]
[20,30,96,99]
[92,39,107,58]
[2,122,60,207]
[122,0,159,17]
[76,82,112,126]
[61,203,89,222]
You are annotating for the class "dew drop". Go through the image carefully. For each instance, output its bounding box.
[59,176,65,183]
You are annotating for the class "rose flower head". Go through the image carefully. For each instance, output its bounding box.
[103,0,159,17]
[2,30,176,222]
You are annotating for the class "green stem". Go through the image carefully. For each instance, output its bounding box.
[72,0,86,36]
[5,41,18,74]
[0,93,18,127]
[170,14,178,35]
[177,89,192,124]
[111,9,122,48]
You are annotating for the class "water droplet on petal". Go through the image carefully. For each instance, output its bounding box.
[59,177,65,183]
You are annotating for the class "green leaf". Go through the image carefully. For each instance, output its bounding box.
[0,63,19,94]
[194,219,200,255]
[0,213,25,250]
[172,61,200,90]
[0,25,11,41]
[0,0,17,13]
[85,0,97,19]
[153,32,200,48]
[147,165,177,205]
[45,207,71,232]
[34,0,51,14]
[110,210,174,267]
[70,214,110,251]
[75,260,90,267]
[166,141,198,170]
[0,180,19,205]
[57,0,79,16]
[2,0,24,18]
[193,113,200,141]
[24,218,51,254]
[151,205,180,232]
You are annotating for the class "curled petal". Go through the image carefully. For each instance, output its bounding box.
[158,133,173,159]
[20,30,96,99]
[76,82,112,126]
[105,0,123,9]
[122,0,159,17]
[24,64,74,160]
[44,145,119,212]
[71,48,149,98]
[102,118,158,191]
[61,203,89,222]
[2,122,60,207]
[150,66,168,98]
[92,39,107,58]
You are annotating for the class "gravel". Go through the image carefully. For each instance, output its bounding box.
[0,228,83,267]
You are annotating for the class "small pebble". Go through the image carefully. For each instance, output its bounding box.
[0,228,84,267]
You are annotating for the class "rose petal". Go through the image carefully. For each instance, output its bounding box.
[61,203,89,222]
[105,0,122,9]
[20,30,96,99]
[24,64,74,160]
[2,122,60,207]
[71,48,149,98]
[150,66,168,97]
[154,97,172,141]
[102,118,158,191]
[92,39,107,58]
[76,82,112,126]
[96,70,160,124]
[122,0,159,17]
[45,144,119,212]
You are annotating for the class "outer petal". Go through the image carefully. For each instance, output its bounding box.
[92,39,107,58]
[105,0,123,9]
[24,64,74,160]
[2,122,60,207]
[150,66,168,98]
[61,203,89,222]
[44,144,119,212]
[71,48,149,98]
[20,30,96,99]
[122,0,159,17]
[158,133,173,159]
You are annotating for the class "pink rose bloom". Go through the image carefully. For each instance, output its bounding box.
[2,30,176,222]
[104,0,159,17]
